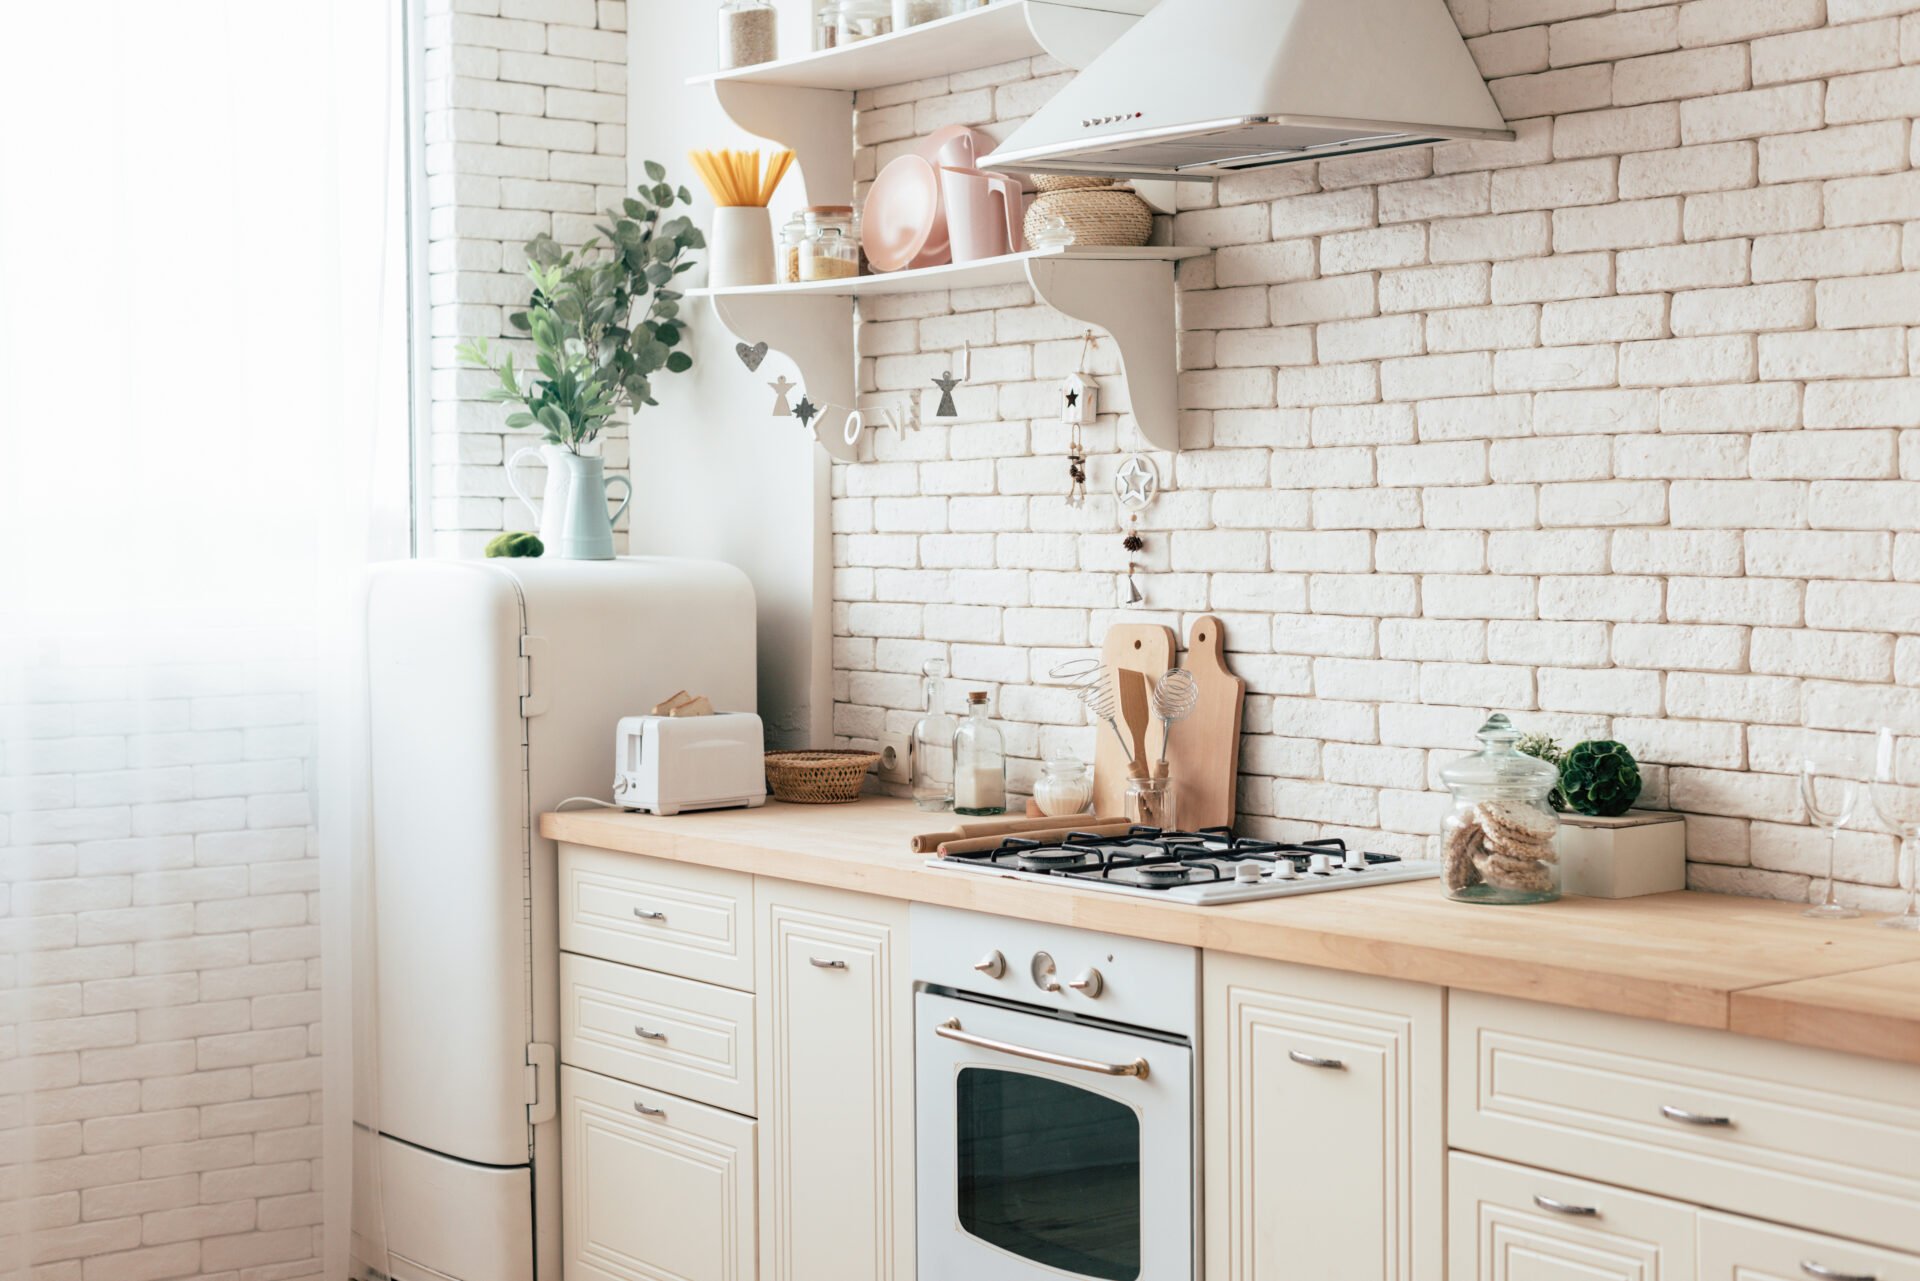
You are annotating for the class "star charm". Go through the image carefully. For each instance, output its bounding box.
[1065,389,1079,408]
[792,396,819,430]
[1114,453,1159,510]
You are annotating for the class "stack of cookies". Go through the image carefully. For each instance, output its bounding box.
[1443,798,1558,895]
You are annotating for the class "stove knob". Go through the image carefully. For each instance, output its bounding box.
[1344,849,1368,871]
[1235,861,1264,883]
[1030,951,1061,993]
[972,950,1006,980]
[1309,853,1334,875]
[1273,860,1298,880]
[1067,968,1104,998]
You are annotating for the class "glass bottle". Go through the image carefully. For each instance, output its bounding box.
[1440,713,1562,905]
[716,0,777,69]
[952,691,1007,817]
[910,659,956,812]
[1032,748,1092,819]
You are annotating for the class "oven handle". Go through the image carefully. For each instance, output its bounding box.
[934,1017,1150,1080]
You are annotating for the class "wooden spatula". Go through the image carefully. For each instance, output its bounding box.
[1117,669,1152,780]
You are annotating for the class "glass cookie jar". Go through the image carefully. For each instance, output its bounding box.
[1440,713,1562,905]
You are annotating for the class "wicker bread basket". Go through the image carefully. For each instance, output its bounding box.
[764,749,880,804]
[1024,187,1154,248]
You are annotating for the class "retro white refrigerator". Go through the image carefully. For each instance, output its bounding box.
[357,557,757,1281]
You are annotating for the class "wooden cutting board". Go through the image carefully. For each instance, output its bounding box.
[1091,623,1177,822]
[1168,614,1244,832]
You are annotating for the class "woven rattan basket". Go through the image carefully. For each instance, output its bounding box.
[764,749,880,804]
[1024,187,1154,248]
[1032,174,1116,193]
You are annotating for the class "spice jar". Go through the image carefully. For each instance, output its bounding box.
[1032,750,1092,819]
[1440,713,1562,904]
[717,0,777,69]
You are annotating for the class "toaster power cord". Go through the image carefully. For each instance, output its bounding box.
[556,796,624,811]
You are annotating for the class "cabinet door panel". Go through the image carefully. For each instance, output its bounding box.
[1699,1210,1920,1281]
[1203,952,1442,1281]
[1449,1152,1695,1281]
[561,1065,755,1281]
[757,881,913,1281]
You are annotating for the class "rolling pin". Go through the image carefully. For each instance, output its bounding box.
[934,822,1137,857]
[910,813,1123,853]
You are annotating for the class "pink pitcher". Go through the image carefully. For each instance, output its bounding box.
[938,165,1025,262]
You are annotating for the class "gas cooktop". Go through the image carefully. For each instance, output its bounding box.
[926,826,1440,904]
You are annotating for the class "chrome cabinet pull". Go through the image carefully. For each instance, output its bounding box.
[632,1026,667,1042]
[631,907,666,921]
[809,957,847,969]
[1288,1050,1345,1070]
[1660,1104,1732,1127]
[935,1017,1149,1080]
[1532,1194,1598,1217]
[632,1101,665,1118]
[1801,1263,1876,1281]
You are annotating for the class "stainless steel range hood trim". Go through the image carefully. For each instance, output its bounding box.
[986,112,1516,181]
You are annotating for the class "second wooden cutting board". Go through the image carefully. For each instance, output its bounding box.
[1167,614,1244,831]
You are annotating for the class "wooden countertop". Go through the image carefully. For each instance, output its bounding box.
[541,798,1920,1066]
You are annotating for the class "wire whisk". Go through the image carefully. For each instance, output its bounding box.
[1151,668,1199,774]
[1049,657,1134,765]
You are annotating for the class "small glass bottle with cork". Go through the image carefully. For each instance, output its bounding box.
[952,691,1006,816]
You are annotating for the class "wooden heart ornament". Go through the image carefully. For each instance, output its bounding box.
[735,341,769,372]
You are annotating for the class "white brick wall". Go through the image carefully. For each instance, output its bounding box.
[837,0,1920,908]
[0,632,324,1281]
[423,0,629,557]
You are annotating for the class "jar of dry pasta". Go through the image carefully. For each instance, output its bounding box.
[1440,713,1561,904]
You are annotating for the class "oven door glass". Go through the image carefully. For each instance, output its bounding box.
[957,1066,1141,1280]
[916,990,1193,1281]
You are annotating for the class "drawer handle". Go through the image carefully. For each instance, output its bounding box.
[633,1025,667,1042]
[632,907,666,922]
[632,1101,665,1118]
[1660,1104,1732,1127]
[809,957,848,969]
[1802,1264,1876,1281]
[1288,1050,1346,1070]
[1532,1194,1598,1217]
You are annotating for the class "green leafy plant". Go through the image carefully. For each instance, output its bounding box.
[457,161,704,454]
[1558,740,1642,817]
[485,531,544,559]
[1516,732,1568,811]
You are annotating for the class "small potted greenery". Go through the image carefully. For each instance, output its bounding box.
[458,162,704,559]
[1518,734,1680,898]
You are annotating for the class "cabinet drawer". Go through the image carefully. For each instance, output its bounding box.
[561,952,756,1116]
[1450,991,1920,1253]
[561,1065,755,1281]
[560,844,753,990]
[1701,1211,1920,1281]
[1449,1151,1696,1281]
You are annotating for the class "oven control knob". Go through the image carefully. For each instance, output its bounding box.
[1344,849,1368,871]
[1235,861,1263,883]
[972,950,1006,980]
[1273,859,1298,880]
[1309,853,1334,875]
[1067,968,1104,998]
[1030,951,1062,993]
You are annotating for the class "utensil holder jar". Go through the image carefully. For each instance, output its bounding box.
[709,206,775,288]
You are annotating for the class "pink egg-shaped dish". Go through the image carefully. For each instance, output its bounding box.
[864,154,945,273]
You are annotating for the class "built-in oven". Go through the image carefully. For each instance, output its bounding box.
[912,905,1199,1281]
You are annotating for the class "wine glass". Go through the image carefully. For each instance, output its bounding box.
[1872,728,1920,931]
[1802,752,1862,920]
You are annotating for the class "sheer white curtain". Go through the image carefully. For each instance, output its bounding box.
[0,6,408,1280]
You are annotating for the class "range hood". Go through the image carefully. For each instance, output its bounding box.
[985,0,1512,180]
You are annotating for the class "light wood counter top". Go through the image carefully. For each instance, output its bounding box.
[541,798,1920,1066]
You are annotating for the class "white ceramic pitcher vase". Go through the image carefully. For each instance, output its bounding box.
[506,444,632,560]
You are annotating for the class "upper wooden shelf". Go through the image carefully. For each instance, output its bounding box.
[689,245,1206,300]
[687,1,1147,93]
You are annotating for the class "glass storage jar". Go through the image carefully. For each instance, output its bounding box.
[1032,749,1092,819]
[826,0,892,45]
[716,0,777,69]
[1440,712,1562,904]
[779,211,808,283]
[1124,774,1173,831]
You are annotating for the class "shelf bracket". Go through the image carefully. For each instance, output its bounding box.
[710,81,854,206]
[1025,256,1182,452]
[705,293,860,461]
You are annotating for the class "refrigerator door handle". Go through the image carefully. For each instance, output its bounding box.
[525,1042,556,1126]
[519,635,550,718]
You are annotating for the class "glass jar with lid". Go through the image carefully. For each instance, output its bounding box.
[716,0,777,69]
[798,206,859,280]
[1440,713,1562,904]
[779,211,807,283]
[952,691,1006,817]
[1032,748,1092,819]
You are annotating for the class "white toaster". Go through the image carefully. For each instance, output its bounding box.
[613,712,768,816]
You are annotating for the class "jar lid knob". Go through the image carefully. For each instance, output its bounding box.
[1476,712,1520,746]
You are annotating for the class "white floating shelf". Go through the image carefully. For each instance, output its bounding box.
[688,0,1146,93]
[696,247,1204,460]
[689,245,1206,299]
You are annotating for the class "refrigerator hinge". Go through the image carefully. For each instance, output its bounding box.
[526,1042,556,1126]
[518,635,551,719]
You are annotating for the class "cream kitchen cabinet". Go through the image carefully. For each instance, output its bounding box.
[1699,1211,1920,1281]
[1449,1152,1697,1281]
[561,1065,757,1281]
[756,880,915,1281]
[1203,952,1444,1281]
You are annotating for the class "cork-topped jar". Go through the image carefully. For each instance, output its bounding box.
[1440,713,1562,904]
